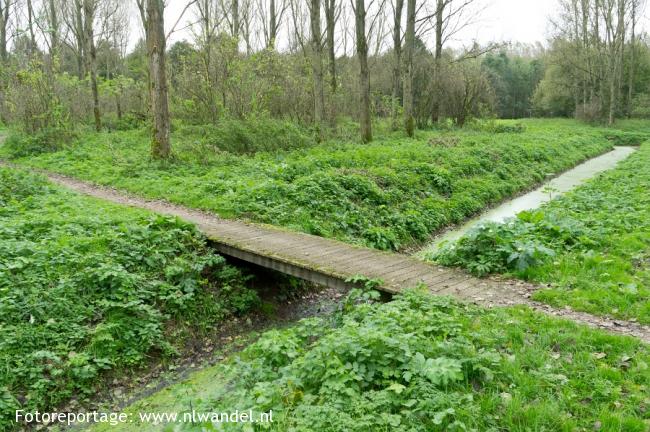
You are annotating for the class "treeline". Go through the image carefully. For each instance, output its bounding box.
[535,0,650,124]
[0,0,648,156]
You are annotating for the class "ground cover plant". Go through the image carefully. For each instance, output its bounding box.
[89,289,650,432]
[0,167,260,429]
[430,142,650,324]
[1,119,614,251]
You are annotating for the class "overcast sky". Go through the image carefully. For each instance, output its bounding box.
[158,0,647,50]
[451,0,559,46]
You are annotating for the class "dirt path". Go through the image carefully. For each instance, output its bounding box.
[2,160,649,343]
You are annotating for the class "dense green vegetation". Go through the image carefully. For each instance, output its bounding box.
[2,119,614,251]
[0,167,259,428]
[431,142,650,324]
[91,290,650,432]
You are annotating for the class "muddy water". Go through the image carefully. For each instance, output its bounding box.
[418,146,637,254]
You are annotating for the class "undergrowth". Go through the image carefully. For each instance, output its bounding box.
[430,142,650,323]
[0,167,259,428]
[2,119,615,251]
[93,290,650,432]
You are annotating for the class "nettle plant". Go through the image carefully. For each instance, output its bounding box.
[186,291,504,431]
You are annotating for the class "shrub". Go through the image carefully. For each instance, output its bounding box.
[181,117,315,154]
[432,219,556,276]
[602,130,648,146]
[3,128,76,158]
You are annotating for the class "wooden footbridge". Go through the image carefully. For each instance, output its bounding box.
[31,169,507,300]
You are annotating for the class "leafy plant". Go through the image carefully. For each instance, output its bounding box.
[430,142,650,323]
[106,290,650,432]
[0,167,259,428]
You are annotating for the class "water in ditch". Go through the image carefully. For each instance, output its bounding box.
[418,146,637,255]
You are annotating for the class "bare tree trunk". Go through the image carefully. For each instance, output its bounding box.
[324,0,337,125]
[146,0,171,159]
[197,0,218,123]
[74,0,86,79]
[390,0,404,130]
[403,0,415,137]
[627,0,636,117]
[49,0,59,58]
[354,0,371,142]
[580,0,589,106]
[268,0,277,48]
[26,0,36,55]
[310,0,325,139]
[232,0,240,39]
[432,0,443,123]
[83,0,101,131]
[0,0,8,61]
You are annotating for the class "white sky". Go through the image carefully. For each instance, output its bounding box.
[158,0,647,51]
[449,0,559,46]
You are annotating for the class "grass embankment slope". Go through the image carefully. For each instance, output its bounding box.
[90,291,650,432]
[1,119,619,251]
[432,142,650,324]
[0,167,260,428]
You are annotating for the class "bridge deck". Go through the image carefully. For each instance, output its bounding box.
[34,170,497,297]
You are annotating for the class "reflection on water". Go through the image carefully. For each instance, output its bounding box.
[419,146,637,255]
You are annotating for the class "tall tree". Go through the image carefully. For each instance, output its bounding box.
[144,0,171,159]
[83,0,101,131]
[390,0,404,130]
[48,0,60,58]
[0,0,11,61]
[324,0,337,101]
[262,0,285,48]
[626,0,637,116]
[310,0,325,138]
[26,0,36,56]
[194,0,220,123]
[403,0,415,136]
[232,0,240,39]
[353,0,371,142]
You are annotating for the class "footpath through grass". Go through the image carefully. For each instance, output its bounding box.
[431,142,650,324]
[0,167,260,429]
[1,119,616,251]
[88,290,650,432]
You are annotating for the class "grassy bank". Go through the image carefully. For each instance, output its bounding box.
[0,167,260,428]
[88,290,650,432]
[430,142,650,324]
[1,119,615,251]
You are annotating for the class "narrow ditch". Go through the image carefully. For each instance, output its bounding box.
[417,146,637,255]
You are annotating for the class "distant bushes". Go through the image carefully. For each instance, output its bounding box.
[468,119,526,133]
[181,117,315,154]
[3,128,76,158]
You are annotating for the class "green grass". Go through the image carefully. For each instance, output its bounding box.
[87,290,650,432]
[1,119,616,251]
[0,167,260,429]
[431,142,650,324]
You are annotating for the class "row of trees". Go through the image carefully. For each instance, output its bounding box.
[535,0,648,123]
[0,0,648,158]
